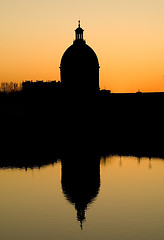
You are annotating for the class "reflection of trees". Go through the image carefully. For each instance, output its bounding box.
[0,158,59,170]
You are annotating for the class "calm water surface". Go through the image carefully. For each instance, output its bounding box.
[1,156,164,240]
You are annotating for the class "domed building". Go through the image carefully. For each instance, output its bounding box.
[61,153,100,229]
[60,21,100,95]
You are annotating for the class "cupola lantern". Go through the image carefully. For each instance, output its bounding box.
[75,20,84,40]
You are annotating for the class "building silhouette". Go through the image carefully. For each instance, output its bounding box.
[60,21,100,95]
[61,153,100,229]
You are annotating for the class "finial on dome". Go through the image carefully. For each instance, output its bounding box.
[78,20,80,28]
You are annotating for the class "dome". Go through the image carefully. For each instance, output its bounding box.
[60,22,100,95]
[61,42,99,70]
[61,154,100,229]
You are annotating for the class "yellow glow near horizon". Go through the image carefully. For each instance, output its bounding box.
[0,0,164,92]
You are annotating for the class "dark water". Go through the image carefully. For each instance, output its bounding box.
[1,156,164,240]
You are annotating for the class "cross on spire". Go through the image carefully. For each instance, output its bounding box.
[78,20,80,28]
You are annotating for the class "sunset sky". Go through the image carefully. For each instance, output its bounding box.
[1,0,164,92]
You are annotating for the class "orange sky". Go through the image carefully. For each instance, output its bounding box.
[0,0,164,92]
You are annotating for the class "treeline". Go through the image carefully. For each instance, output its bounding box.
[0,82,22,93]
[0,80,61,94]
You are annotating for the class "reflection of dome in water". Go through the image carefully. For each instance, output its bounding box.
[61,154,100,229]
[60,21,100,94]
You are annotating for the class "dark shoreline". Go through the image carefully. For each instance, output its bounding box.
[0,91,164,165]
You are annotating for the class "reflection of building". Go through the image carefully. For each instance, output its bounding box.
[60,21,100,95]
[61,153,100,229]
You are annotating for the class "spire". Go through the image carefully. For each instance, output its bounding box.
[80,220,83,230]
[75,21,84,41]
[77,208,86,230]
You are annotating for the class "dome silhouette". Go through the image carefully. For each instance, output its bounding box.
[60,21,100,95]
[61,153,100,229]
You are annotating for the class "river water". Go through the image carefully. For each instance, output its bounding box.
[0,155,164,240]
